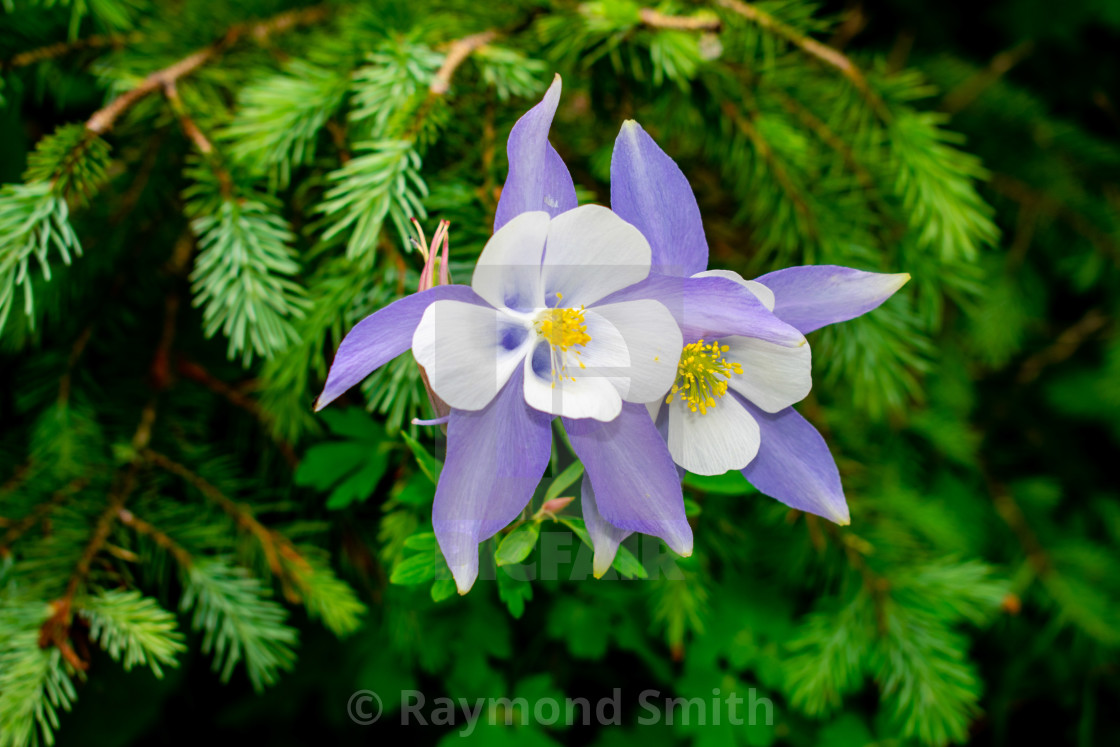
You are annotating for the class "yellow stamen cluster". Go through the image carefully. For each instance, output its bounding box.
[666,339,743,414]
[536,306,591,385]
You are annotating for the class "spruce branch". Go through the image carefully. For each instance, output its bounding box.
[84,4,333,137]
[185,180,307,364]
[715,0,891,121]
[721,100,819,239]
[0,631,77,747]
[36,258,180,670]
[179,557,298,691]
[222,59,352,187]
[39,397,157,671]
[77,589,185,677]
[0,182,81,333]
[769,86,877,192]
[142,450,308,600]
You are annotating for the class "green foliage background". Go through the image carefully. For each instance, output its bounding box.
[1,0,1117,745]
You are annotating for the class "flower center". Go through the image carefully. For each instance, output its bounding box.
[666,339,743,414]
[535,306,591,384]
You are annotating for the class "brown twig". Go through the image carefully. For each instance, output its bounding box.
[117,508,194,569]
[989,174,1120,265]
[0,463,34,501]
[325,119,351,165]
[1016,309,1108,384]
[828,2,867,51]
[142,449,310,601]
[823,521,890,633]
[40,397,157,670]
[983,471,1050,577]
[716,0,891,122]
[721,101,819,239]
[0,479,87,557]
[162,82,214,155]
[941,41,1035,115]
[769,86,876,191]
[84,5,331,136]
[176,357,299,468]
[38,249,183,666]
[639,8,722,32]
[430,30,500,95]
[57,324,95,406]
[4,32,145,69]
[162,81,234,197]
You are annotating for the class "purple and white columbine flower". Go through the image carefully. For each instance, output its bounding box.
[413,205,682,422]
[316,77,694,593]
[581,119,910,571]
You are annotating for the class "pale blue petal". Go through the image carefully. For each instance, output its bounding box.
[565,403,692,556]
[610,120,708,277]
[755,265,911,334]
[494,75,578,231]
[315,285,486,411]
[601,274,806,347]
[737,396,850,525]
[580,473,632,578]
[434,368,553,593]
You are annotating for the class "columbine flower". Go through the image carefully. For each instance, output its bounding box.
[412,205,682,422]
[489,79,813,578]
[581,119,910,569]
[316,77,691,593]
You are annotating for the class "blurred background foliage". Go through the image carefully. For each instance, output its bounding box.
[0,0,1117,745]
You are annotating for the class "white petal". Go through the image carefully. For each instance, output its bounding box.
[523,340,622,421]
[471,211,550,311]
[691,269,775,311]
[723,334,812,413]
[540,205,651,307]
[583,300,682,403]
[412,300,531,411]
[667,395,760,475]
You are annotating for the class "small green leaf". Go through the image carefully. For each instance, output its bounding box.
[393,472,435,505]
[320,408,384,441]
[495,522,540,566]
[497,565,533,618]
[390,554,435,585]
[430,578,457,602]
[294,442,367,491]
[683,471,751,495]
[402,532,436,552]
[612,545,648,579]
[400,430,443,483]
[324,449,388,509]
[543,460,584,503]
[558,516,592,547]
